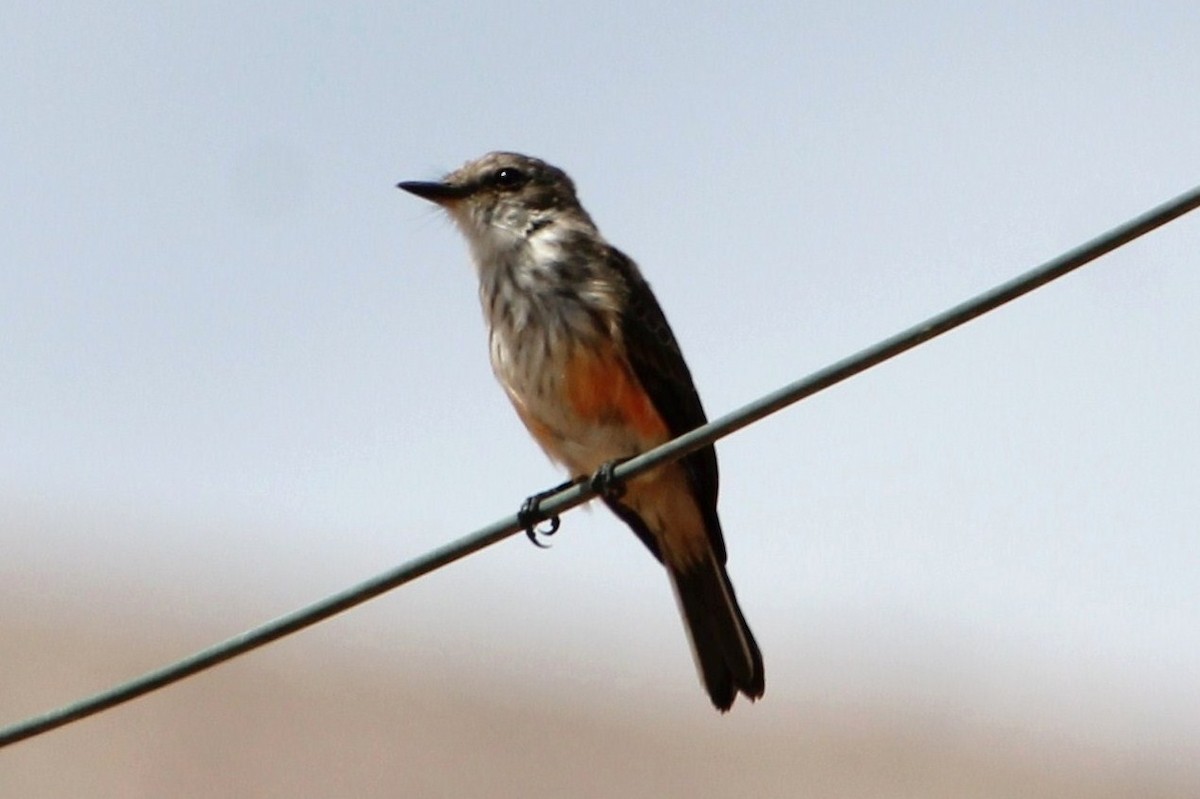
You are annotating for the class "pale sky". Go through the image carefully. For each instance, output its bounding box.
[3,0,1198,765]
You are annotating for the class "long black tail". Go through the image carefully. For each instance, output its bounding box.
[666,552,765,711]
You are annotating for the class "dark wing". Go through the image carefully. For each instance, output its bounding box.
[603,246,727,564]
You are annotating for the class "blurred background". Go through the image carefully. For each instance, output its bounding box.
[3,3,1198,796]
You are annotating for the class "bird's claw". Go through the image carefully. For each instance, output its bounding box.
[518,464,625,548]
[590,458,627,501]
[518,480,573,548]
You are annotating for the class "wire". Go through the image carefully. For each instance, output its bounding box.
[3,184,1198,749]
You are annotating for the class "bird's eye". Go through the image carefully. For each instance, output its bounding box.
[492,167,527,189]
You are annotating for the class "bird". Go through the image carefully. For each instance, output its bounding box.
[398,152,763,711]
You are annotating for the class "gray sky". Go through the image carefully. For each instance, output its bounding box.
[3,0,1198,759]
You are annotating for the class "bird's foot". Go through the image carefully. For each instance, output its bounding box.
[518,479,576,548]
[589,458,628,501]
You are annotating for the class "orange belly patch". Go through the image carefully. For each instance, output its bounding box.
[564,346,670,442]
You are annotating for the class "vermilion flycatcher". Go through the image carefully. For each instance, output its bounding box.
[399,152,764,710]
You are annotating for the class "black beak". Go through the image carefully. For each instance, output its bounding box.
[397,180,471,203]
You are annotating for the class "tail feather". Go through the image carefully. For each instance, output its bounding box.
[666,553,765,711]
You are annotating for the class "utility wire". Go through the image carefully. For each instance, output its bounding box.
[3,185,1198,749]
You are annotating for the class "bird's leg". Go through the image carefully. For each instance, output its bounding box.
[519,478,577,548]
[589,458,628,502]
